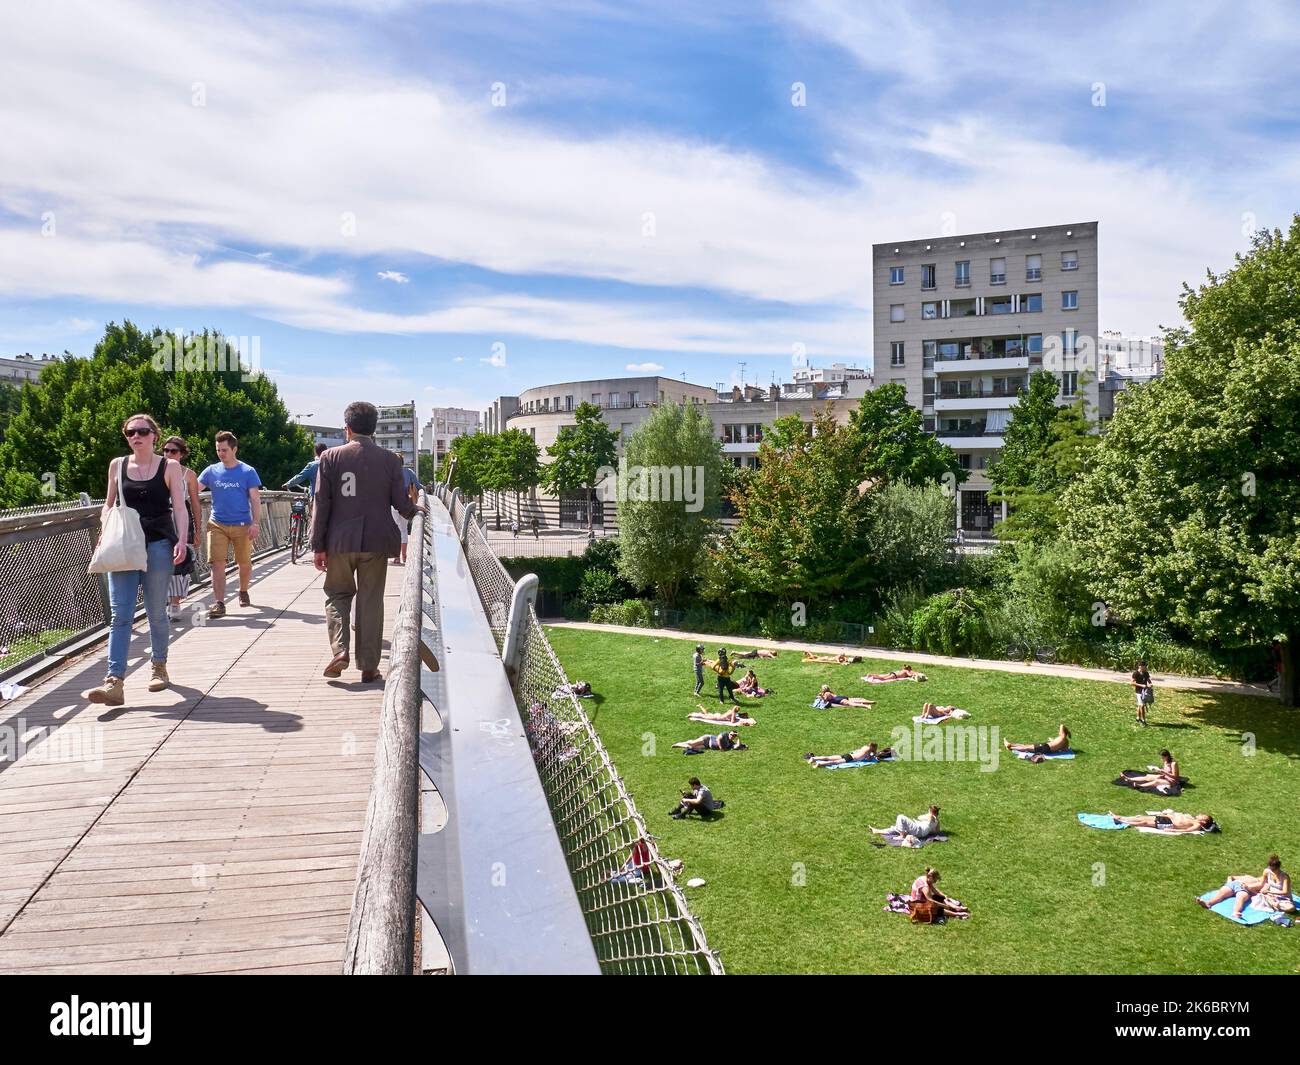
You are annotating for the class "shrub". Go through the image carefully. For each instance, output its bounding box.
[578,567,622,606]
[589,598,655,627]
[909,588,988,657]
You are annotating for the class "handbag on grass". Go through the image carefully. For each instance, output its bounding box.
[88,457,148,573]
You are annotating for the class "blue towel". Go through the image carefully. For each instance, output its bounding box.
[824,756,897,770]
[1078,813,1127,830]
[1015,749,1075,760]
[1198,890,1300,925]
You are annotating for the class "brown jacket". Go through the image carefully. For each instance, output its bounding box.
[310,436,417,555]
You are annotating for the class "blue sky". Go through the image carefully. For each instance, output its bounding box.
[1,0,1297,428]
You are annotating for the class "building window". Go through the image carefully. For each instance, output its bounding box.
[891,341,905,367]
[629,390,640,406]
[1062,370,1079,397]
[1026,254,1042,281]
[1027,333,1043,355]
[1062,290,1079,310]
[890,266,905,285]
[591,393,601,406]
[958,453,972,470]
[745,424,764,444]
[923,415,936,433]
[990,257,1006,284]
[890,304,905,322]
[565,395,573,410]
[955,261,970,287]
[922,301,938,320]
[1061,249,1079,271]
[922,377,935,400]
[609,392,621,409]
[921,263,936,290]
[1021,293,1042,312]
[989,295,1013,315]
[722,424,742,444]
[1062,329,1078,354]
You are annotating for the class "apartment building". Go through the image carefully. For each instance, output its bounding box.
[301,423,346,449]
[375,402,418,470]
[872,222,1099,534]
[1,352,59,384]
[421,407,481,471]
[791,362,871,385]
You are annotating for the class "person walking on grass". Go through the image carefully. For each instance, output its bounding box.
[1132,659,1154,726]
[83,414,188,706]
[312,401,421,683]
[199,430,262,617]
[162,436,202,624]
[693,643,706,696]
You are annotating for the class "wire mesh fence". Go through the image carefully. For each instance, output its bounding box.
[0,491,305,679]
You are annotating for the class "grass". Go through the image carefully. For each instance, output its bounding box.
[0,628,77,671]
[547,626,1300,975]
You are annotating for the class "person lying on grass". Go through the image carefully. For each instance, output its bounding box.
[871,805,941,841]
[1109,811,1217,833]
[1197,854,1293,918]
[672,730,747,753]
[734,648,778,659]
[802,651,862,663]
[911,867,968,918]
[689,705,756,726]
[919,702,968,721]
[816,684,877,708]
[1126,749,1179,790]
[670,777,724,819]
[1004,723,1071,755]
[863,665,927,681]
[736,670,773,697]
[804,741,894,766]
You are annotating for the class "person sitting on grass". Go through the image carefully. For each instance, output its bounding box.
[871,805,941,841]
[1004,723,1071,756]
[670,777,724,819]
[1109,811,1217,833]
[1125,749,1179,790]
[689,705,756,726]
[672,730,746,754]
[910,867,969,918]
[804,741,894,767]
[863,665,926,681]
[1197,855,1293,918]
[816,684,876,708]
[736,670,772,697]
[734,648,778,659]
[802,651,862,664]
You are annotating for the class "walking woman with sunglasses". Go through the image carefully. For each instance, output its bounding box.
[83,414,189,706]
[162,436,203,623]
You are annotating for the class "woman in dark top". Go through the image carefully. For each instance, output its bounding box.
[84,414,188,707]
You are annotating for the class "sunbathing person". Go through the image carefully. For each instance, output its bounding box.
[1110,811,1217,833]
[1198,855,1293,918]
[734,649,778,659]
[910,867,968,918]
[736,670,773,697]
[871,805,941,840]
[816,684,876,708]
[689,704,756,726]
[1126,749,1179,789]
[863,665,926,681]
[804,741,894,767]
[803,651,862,664]
[919,702,966,720]
[672,730,746,753]
[1004,723,1071,755]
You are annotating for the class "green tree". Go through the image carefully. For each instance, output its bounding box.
[1062,219,1300,705]
[865,481,957,594]
[492,428,541,522]
[616,402,726,605]
[0,380,23,445]
[544,401,619,532]
[417,452,436,485]
[0,322,308,507]
[447,431,492,511]
[848,383,965,487]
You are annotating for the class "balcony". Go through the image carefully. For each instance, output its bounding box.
[935,395,1021,412]
[934,353,1031,374]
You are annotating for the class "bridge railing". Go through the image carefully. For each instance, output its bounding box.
[0,491,307,681]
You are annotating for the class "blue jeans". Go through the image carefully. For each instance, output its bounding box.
[107,538,173,678]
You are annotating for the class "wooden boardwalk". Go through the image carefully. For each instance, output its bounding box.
[0,554,403,974]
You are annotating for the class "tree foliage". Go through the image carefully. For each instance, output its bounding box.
[848,383,966,488]
[544,401,619,530]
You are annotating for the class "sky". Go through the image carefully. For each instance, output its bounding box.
[1,0,1297,429]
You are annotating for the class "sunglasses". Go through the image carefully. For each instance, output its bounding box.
[124,427,155,437]
[163,446,183,455]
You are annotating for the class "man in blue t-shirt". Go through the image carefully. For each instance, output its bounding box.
[199,431,262,616]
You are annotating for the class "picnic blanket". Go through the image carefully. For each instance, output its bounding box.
[884,892,969,919]
[1198,890,1300,926]
[823,755,898,770]
[1078,813,1128,830]
[871,830,948,849]
[912,709,970,724]
[1114,769,1186,796]
[1015,749,1075,760]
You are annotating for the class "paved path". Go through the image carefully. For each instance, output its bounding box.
[0,554,405,974]
[545,621,1272,699]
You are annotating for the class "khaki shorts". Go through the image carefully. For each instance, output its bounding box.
[208,521,253,567]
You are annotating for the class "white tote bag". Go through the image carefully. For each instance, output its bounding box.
[88,457,149,573]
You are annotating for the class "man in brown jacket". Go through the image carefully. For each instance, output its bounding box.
[311,401,420,682]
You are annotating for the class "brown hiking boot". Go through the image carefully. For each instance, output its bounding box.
[85,675,125,706]
[148,661,170,692]
[209,600,226,618]
[238,590,251,607]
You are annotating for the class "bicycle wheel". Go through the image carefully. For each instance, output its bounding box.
[290,517,303,564]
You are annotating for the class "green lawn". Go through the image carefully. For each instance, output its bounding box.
[547,626,1300,975]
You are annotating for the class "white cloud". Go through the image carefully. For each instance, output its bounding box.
[377,270,409,283]
[626,361,664,371]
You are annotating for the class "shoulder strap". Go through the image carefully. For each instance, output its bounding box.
[115,456,127,506]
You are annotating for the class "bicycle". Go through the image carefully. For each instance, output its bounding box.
[1006,640,1058,665]
[282,483,311,564]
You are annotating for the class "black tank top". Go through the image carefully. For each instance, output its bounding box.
[121,456,175,543]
